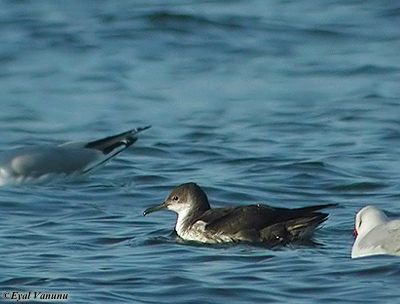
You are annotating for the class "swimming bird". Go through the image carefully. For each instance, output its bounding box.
[351,205,400,258]
[0,126,150,186]
[144,182,336,245]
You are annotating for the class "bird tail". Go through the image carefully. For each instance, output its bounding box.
[284,213,329,240]
[285,203,337,239]
[259,209,332,244]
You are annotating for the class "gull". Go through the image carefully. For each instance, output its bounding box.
[144,182,336,245]
[0,126,150,186]
[352,205,400,258]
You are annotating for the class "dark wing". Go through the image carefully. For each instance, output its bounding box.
[201,205,280,235]
[202,203,336,236]
[259,213,328,243]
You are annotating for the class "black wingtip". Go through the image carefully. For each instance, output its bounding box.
[137,125,151,133]
[85,126,151,154]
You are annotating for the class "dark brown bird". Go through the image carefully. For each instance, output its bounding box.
[144,182,336,245]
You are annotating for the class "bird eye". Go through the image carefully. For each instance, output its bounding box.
[172,196,179,201]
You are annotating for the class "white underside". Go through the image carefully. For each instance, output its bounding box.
[351,244,400,259]
[175,214,242,244]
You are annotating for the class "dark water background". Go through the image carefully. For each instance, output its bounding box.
[1,0,400,303]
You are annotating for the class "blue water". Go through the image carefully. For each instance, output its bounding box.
[1,0,400,303]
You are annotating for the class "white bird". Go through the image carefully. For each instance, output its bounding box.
[352,205,400,258]
[0,126,150,186]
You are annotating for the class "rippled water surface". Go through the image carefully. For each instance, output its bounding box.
[1,0,400,303]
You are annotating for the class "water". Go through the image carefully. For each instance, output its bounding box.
[1,0,400,303]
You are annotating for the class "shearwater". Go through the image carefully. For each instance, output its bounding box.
[0,126,150,186]
[144,182,337,245]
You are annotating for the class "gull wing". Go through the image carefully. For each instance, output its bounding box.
[358,221,400,256]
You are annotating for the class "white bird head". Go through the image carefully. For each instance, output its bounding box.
[355,205,388,237]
